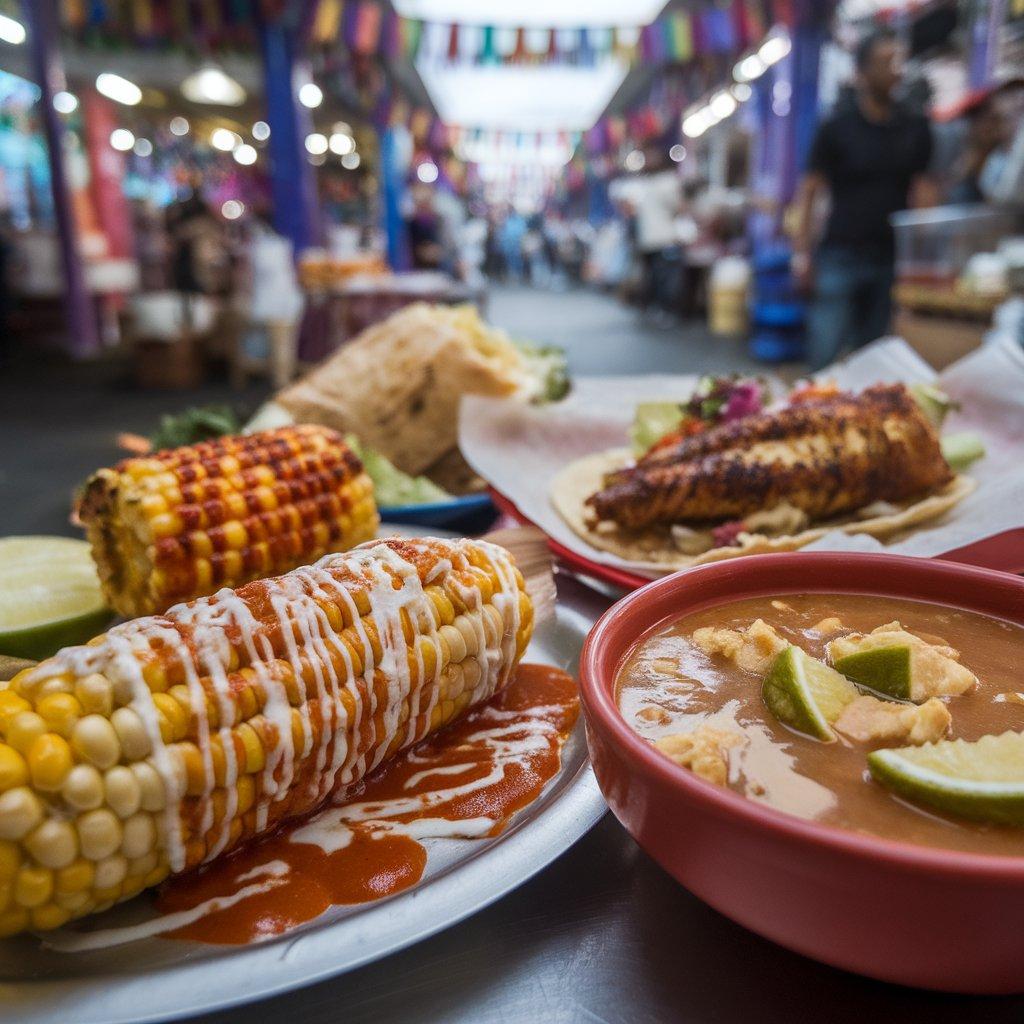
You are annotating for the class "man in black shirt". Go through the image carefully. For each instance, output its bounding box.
[793,28,936,370]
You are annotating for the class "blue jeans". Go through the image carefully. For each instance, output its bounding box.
[806,246,895,371]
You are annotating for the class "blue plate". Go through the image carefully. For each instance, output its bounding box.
[378,493,497,534]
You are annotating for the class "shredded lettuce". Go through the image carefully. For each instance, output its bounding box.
[345,435,451,507]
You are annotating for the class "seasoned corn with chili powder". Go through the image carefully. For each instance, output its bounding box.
[78,426,378,617]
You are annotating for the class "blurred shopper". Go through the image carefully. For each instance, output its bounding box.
[948,94,1010,204]
[634,147,683,325]
[406,183,444,271]
[165,180,228,297]
[793,28,936,370]
[500,209,527,281]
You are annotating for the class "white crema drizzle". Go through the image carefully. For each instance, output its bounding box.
[26,539,524,878]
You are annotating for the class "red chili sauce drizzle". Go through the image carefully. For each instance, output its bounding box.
[155,664,578,945]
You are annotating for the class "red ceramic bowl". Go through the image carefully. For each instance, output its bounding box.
[579,551,1024,993]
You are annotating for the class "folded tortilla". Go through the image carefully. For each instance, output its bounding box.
[550,447,976,572]
[275,303,527,476]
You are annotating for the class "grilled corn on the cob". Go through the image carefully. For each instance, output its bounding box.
[79,425,379,618]
[0,537,532,936]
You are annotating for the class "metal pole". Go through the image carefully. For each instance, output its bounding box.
[21,0,99,356]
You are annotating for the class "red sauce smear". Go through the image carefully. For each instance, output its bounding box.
[155,664,578,945]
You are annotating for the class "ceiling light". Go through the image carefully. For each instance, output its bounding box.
[234,143,257,165]
[132,137,153,156]
[623,149,645,172]
[109,128,135,151]
[221,200,244,220]
[758,32,791,67]
[732,83,753,102]
[169,116,190,136]
[53,91,78,114]
[682,110,711,138]
[710,91,737,120]
[416,161,439,183]
[669,144,686,162]
[252,120,270,141]
[733,53,766,83]
[329,132,355,156]
[211,127,240,151]
[181,66,246,106]
[393,0,665,28]
[96,73,142,106]
[341,151,361,169]
[0,14,26,46]
[332,121,352,136]
[309,152,327,166]
[298,83,323,108]
[305,132,328,155]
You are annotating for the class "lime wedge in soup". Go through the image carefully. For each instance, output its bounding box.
[762,645,858,741]
[868,732,1024,826]
[833,646,912,700]
[0,537,113,660]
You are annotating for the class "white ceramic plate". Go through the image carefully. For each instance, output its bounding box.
[0,574,610,1024]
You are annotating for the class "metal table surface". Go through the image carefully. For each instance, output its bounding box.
[195,811,1024,1024]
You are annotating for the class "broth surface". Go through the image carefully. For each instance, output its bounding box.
[617,593,1024,856]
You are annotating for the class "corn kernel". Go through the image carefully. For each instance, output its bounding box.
[30,903,71,931]
[131,762,166,811]
[6,712,46,755]
[0,907,29,937]
[71,715,121,770]
[28,734,73,791]
[14,865,53,908]
[94,854,127,890]
[55,858,94,896]
[236,723,265,773]
[111,706,152,760]
[25,820,77,870]
[36,693,81,738]
[75,673,113,717]
[63,763,104,811]
[0,787,43,840]
[121,813,156,859]
[152,692,188,743]
[77,808,122,860]
[0,746,28,792]
[104,765,141,818]
[0,691,30,728]
[0,840,20,880]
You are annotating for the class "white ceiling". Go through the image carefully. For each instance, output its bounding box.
[418,60,629,132]
[394,0,666,28]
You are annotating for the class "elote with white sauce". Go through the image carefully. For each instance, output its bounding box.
[0,536,534,936]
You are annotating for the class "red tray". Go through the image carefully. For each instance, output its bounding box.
[489,487,1024,587]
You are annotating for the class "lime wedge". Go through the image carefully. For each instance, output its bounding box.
[833,646,912,700]
[868,732,1024,826]
[0,537,112,660]
[762,645,859,741]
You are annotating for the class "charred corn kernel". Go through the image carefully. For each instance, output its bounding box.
[152,692,188,743]
[131,762,165,811]
[28,735,73,791]
[80,426,379,616]
[121,813,155,859]
[55,859,94,896]
[78,809,122,861]
[75,673,113,717]
[0,691,30,728]
[110,707,152,760]
[6,712,46,755]
[31,904,70,931]
[0,747,28,792]
[71,716,120,770]
[14,865,53,907]
[0,788,43,840]
[63,764,104,811]
[104,766,141,818]
[94,854,127,890]
[25,820,77,870]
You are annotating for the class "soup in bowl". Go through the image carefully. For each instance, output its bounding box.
[579,552,1024,993]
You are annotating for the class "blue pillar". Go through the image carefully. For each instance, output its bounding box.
[258,20,321,254]
[380,126,410,270]
[22,0,99,356]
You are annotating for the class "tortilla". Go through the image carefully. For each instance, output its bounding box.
[275,303,528,476]
[550,447,976,572]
